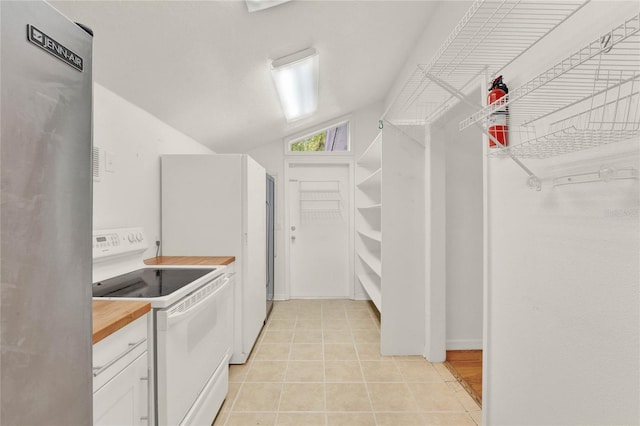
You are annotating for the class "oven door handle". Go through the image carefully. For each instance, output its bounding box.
[161,276,230,329]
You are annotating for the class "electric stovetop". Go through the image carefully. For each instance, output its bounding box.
[92,268,217,298]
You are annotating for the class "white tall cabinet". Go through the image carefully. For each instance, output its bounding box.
[161,154,266,364]
[355,125,425,355]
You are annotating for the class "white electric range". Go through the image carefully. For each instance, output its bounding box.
[92,227,233,426]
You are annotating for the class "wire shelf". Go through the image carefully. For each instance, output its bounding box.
[552,167,638,187]
[300,210,344,225]
[462,13,640,131]
[483,15,640,159]
[299,191,341,201]
[298,179,345,223]
[383,0,587,131]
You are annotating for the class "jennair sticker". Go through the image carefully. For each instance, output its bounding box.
[27,25,84,72]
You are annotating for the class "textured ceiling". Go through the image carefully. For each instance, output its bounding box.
[50,0,437,153]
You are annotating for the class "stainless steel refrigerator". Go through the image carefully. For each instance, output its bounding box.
[266,174,275,319]
[0,1,93,424]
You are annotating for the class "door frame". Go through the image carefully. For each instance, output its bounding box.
[283,157,355,300]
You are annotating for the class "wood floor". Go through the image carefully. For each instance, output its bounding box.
[444,350,482,407]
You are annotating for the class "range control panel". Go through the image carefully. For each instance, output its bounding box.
[93,227,149,261]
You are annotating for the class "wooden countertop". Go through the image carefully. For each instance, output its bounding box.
[144,256,235,266]
[92,301,150,344]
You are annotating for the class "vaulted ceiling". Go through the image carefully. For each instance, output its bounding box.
[50,1,437,152]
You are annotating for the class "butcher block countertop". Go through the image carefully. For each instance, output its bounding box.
[144,256,235,266]
[92,301,150,344]
[91,256,233,344]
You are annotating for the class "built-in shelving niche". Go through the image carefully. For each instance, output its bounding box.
[354,124,425,355]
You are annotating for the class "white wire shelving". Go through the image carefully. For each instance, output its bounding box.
[552,167,638,187]
[299,190,341,201]
[382,0,588,140]
[463,13,640,160]
[298,180,344,224]
[300,209,343,224]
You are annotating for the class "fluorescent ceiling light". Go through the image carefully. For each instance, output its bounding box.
[270,48,319,122]
[246,0,291,13]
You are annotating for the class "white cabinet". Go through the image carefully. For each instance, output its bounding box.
[93,353,148,426]
[93,314,149,426]
[355,125,425,355]
[161,154,266,364]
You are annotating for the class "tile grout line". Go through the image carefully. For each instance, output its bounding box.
[222,327,257,426]
[352,306,379,426]
[321,303,328,426]
[220,314,264,426]
[223,301,483,425]
[273,310,296,426]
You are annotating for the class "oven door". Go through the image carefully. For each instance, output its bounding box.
[155,274,233,426]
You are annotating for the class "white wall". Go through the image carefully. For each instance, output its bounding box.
[430,92,484,351]
[484,2,640,424]
[384,0,476,362]
[423,93,484,360]
[487,145,639,425]
[385,0,639,423]
[245,101,383,300]
[93,84,214,259]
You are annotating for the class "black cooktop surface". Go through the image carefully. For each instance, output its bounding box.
[93,268,216,298]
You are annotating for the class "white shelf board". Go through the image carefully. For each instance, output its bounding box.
[357,133,382,168]
[358,251,381,277]
[357,168,382,189]
[357,203,382,211]
[358,229,382,243]
[358,274,381,311]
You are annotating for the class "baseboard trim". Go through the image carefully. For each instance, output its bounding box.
[276,296,353,300]
[446,339,482,350]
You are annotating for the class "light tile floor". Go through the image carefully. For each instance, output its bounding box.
[213,300,482,426]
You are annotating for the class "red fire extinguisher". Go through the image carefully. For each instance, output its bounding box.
[487,76,509,148]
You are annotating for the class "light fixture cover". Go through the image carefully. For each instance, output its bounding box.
[270,48,319,122]
[246,0,291,13]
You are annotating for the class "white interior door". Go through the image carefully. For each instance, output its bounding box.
[288,163,351,298]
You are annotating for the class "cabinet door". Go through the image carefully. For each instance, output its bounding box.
[93,352,148,426]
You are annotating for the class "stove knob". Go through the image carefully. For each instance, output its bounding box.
[128,233,135,242]
[136,232,143,242]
